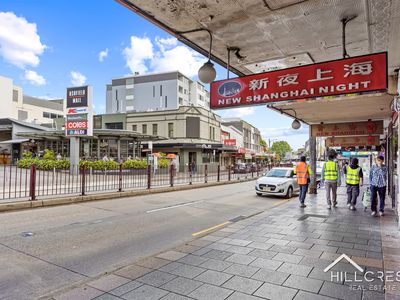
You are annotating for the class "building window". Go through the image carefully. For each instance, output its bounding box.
[212,127,215,140]
[179,97,183,105]
[160,85,163,96]
[184,89,187,94]
[50,113,57,119]
[165,96,168,108]
[168,123,174,138]
[132,124,137,131]
[153,86,155,97]
[199,95,203,101]
[142,124,147,134]
[209,126,212,140]
[18,110,28,120]
[152,124,158,135]
[178,86,183,93]
[116,90,119,111]
[105,122,123,129]
[43,112,50,118]
[12,90,18,102]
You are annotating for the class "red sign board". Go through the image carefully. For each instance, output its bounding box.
[224,139,237,146]
[211,52,387,109]
[326,136,380,147]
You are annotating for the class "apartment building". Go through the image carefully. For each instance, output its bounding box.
[0,75,64,126]
[106,71,210,113]
[126,106,221,169]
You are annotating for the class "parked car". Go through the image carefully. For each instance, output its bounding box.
[234,163,250,173]
[255,167,299,198]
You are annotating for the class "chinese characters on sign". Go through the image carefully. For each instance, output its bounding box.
[210,52,387,109]
[326,136,380,147]
[311,121,383,137]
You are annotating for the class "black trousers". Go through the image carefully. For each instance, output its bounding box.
[370,185,386,212]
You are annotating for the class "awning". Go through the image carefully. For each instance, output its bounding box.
[0,138,29,144]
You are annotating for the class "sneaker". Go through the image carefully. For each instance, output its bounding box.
[347,203,351,208]
[371,211,377,217]
[350,205,356,211]
[333,202,337,208]
[379,211,384,217]
[300,203,306,208]
[327,205,331,209]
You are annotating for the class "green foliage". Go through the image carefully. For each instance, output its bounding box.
[260,138,267,147]
[270,141,292,162]
[43,149,56,160]
[17,158,70,170]
[80,160,119,170]
[158,158,169,168]
[122,159,148,169]
[22,151,33,159]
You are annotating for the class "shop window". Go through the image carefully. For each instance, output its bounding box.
[43,112,50,118]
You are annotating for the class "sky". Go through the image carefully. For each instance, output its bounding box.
[0,0,309,149]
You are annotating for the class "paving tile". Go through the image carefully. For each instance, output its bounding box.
[225,245,254,255]
[194,269,233,286]
[311,244,339,254]
[199,235,223,242]
[222,275,263,294]
[248,249,277,259]
[254,282,298,300]
[109,281,143,297]
[188,283,233,300]
[173,244,201,254]
[308,268,342,283]
[136,257,170,269]
[300,256,332,269]
[283,275,323,293]
[294,248,323,258]
[169,264,206,279]
[319,281,362,300]
[87,274,131,292]
[337,248,366,257]
[177,254,208,266]
[327,241,354,249]
[247,242,274,250]
[156,251,188,261]
[188,240,213,247]
[226,291,265,300]
[121,284,168,300]
[224,263,260,278]
[269,245,297,254]
[273,253,303,264]
[227,238,253,246]
[225,253,257,265]
[161,277,203,295]
[199,258,232,271]
[136,270,177,287]
[159,262,184,273]
[93,293,121,300]
[250,257,283,270]
[55,285,104,300]
[293,291,335,300]
[287,241,313,249]
[362,290,385,300]
[202,249,233,260]
[160,293,192,300]
[265,238,290,246]
[251,268,290,285]
[277,262,313,276]
[207,242,232,251]
[115,265,152,280]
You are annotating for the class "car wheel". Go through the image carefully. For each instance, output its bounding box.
[256,192,262,196]
[285,186,293,199]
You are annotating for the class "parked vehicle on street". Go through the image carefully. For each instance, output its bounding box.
[234,163,250,173]
[255,167,299,198]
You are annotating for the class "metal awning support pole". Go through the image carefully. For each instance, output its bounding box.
[309,126,317,194]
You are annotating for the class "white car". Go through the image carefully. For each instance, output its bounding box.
[255,167,299,198]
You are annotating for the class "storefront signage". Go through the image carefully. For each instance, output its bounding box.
[65,85,93,137]
[224,139,237,146]
[341,151,378,157]
[210,52,387,109]
[326,136,380,147]
[311,121,383,137]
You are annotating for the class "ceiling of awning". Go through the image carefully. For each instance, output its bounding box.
[118,0,400,76]
[269,92,393,124]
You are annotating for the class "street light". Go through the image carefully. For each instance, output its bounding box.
[292,119,301,130]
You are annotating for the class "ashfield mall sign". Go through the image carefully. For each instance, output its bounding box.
[210,52,387,109]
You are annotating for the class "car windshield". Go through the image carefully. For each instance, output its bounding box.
[266,169,290,178]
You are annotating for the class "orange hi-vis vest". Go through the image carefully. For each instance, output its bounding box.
[296,162,309,185]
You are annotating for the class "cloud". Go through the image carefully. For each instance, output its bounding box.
[70,71,86,86]
[0,12,46,68]
[98,48,108,62]
[24,70,46,86]
[123,36,154,74]
[123,35,206,77]
[222,107,256,118]
[261,126,309,138]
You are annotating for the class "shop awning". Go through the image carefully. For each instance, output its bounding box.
[0,138,29,144]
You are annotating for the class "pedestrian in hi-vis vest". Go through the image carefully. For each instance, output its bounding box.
[294,156,312,208]
[344,157,364,211]
[322,153,341,209]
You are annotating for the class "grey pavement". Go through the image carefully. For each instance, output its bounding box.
[45,185,400,300]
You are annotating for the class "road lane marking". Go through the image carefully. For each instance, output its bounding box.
[146,200,203,213]
[192,221,232,237]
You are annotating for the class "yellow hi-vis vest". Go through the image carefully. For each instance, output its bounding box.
[346,166,360,185]
[324,161,338,181]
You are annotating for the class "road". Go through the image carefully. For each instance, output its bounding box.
[0,181,286,300]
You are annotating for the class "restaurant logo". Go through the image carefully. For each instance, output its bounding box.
[218,81,242,97]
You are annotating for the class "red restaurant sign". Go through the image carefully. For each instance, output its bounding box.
[210,52,387,109]
[224,139,237,146]
[311,121,383,137]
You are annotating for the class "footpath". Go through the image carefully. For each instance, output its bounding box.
[44,186,400,300]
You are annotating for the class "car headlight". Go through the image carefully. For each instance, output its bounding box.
[276,182,286,187]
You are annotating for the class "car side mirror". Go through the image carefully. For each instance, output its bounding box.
[293,175,297,178]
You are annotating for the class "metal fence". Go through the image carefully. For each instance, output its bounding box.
[0,163,292,201]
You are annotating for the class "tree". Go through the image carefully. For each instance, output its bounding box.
[270,141,292,161]
[260,137,267,147]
